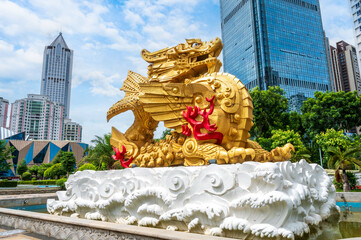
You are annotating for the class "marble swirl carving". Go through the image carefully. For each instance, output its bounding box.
[47,160,338,240]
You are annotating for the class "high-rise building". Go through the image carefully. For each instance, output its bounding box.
[0,97,9,128]
[41,33,73,118]
[220,0,331,111]
[63,118,82,142]
[329,41,361,93]
[9,94,65,140]
[350,0,361,69]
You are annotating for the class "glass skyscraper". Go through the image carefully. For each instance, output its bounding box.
[220,0,331,111]
[41,33,73,118]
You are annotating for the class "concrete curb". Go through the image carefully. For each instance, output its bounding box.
[0,207,233,240]
[0,193,57,208]
[336,192,361,203]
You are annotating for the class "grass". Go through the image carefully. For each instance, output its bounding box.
[336,189,361,192]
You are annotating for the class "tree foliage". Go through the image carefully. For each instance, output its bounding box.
[250,86,289,139]
[22,171,32,180]
[44,163,66,179]
[161,129,171,140]
[302,91,361,138]
[53,151,76,177]
[80,134,116,170]
[327,146,361,192]
[38,163,53,179]
[78,163,97,171]
[260,129,310,162]
[315,129,350,163]
[17,159,28,176]
[28,165,40,179]
[0,140,14,172]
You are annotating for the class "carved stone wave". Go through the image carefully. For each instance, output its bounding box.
[47,160,338,240]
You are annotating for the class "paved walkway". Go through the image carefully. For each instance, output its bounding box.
[0,225,56,240]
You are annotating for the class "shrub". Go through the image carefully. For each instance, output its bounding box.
[38,163,53,178]
[22,172,32,181]
[0,180,17,187]
[18,180,57,185]
[17,159,28,176]
[56,178,67,190]
[78,163,97,171]
[44,163,66,179]
[333,171,357,191]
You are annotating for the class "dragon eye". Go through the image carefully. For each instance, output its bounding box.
[192,43,200,47]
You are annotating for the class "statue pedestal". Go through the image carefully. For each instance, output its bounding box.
[47,160,338,239]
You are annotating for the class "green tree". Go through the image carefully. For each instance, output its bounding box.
[38,163,53,179]
[17,159,28,177]
[250,86,289,139]
[327,146,361,192]
[78,163,97,171]
[315,129,350,164]
[52,150,65,164]
[22,172,32,180]
[44,163,66,179]
[57,151,76,177]
[267,129,310,162]
[80,134,115,170]
[161,129,171,140]
[302,91,361,138]
[28,165,40,179]
[0,140,14,172]
[286,111,306,137]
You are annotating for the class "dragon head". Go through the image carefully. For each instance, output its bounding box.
[141,38,223,82]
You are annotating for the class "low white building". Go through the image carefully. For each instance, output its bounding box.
[62,118,82,142]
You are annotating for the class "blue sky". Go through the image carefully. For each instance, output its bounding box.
[0,0,354,144]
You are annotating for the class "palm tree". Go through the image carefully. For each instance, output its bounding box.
[291,148,311,163]
[80,134,118,170]
[327,146,361,192]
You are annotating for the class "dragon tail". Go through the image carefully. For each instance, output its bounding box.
[107,70,148,122]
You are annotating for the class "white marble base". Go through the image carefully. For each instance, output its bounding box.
[47,160,338,239]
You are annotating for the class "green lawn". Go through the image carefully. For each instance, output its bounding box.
[336,189,361,192]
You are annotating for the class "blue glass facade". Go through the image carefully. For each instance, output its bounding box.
[220,0,331,111]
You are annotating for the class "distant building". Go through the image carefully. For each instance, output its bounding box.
[9,94,65,141]
[350,0,361,70]
[1,139,88,177]
[0,127,16,140]
[329,41,361,93]
[325,37,336,92]
[41,33,73,118]
[220,0,331,111]
[63,118,82,142]
[0,97,9,128]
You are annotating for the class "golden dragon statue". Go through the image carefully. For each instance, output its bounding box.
[107,38,294,168]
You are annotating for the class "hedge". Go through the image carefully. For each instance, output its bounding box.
[0,181,18,187]
[56,178,67,190]
[17,180,57,185]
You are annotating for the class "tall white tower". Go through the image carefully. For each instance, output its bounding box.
[350,0,361,70]
[41,33,73,118]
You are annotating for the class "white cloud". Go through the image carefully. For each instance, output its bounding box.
[124,9,144,28]
[0,1,58,36]
[319,0,354,46]
[0,39,42,80]
[80,71,122,96]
